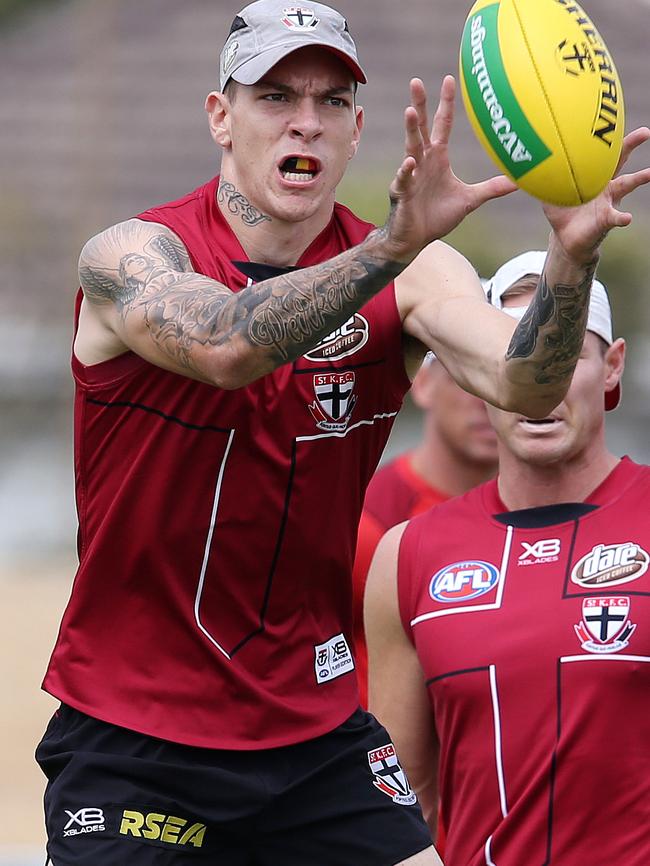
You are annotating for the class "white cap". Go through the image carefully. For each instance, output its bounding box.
[219,1,366,91]
[485,250,620,410]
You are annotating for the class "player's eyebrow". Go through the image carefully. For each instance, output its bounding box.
[253,80,355,98]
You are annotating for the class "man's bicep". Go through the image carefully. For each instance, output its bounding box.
[77,219,235,384]
[396,242,516,404]
[79,219,192,305]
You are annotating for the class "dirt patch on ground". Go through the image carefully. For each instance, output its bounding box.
[1,559,74,847]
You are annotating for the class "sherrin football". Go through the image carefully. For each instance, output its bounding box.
[459,0,624,206]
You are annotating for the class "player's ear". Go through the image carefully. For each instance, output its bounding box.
[604,337,625,394]
[410,357,436,409]
[206,91,232,149]
[349,105,364,160]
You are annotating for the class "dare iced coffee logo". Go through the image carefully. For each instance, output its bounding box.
[571,542,649,589]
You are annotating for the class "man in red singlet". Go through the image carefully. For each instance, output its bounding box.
[366,251,650,866]
[353,355,498,706]
[35,0,650,859]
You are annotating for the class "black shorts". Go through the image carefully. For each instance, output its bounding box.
[36,704,433,865]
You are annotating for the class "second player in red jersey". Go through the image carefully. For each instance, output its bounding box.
[366,254,650,865]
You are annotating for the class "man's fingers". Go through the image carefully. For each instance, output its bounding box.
[615,127,650,174]
[610,167,650,204]
[430,75,456,146]
[608,208,633,228]
[392,156,417,196]
[409,78,430,145]
[404,106,424,160]
[471,175,518,207]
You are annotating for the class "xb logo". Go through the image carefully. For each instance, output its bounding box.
[519,538,561,564]
[64,808,105,829]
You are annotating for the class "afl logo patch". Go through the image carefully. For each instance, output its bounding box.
[430,560,499,603]
[571,542,649,588]
[303,314,369,362]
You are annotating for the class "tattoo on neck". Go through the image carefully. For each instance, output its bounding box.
[506,268,593,385]
[218,180,272,226]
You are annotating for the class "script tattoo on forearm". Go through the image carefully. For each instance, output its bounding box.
[506,268,593,385]
[217,179,272,226]
[79,220,403,375]
[244,255,401,363]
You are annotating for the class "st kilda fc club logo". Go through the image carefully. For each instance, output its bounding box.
[309,371,357,432]
[574,597,637,654]
[367,743,417,806]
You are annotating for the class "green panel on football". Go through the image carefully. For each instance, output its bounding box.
[460,3,552,179]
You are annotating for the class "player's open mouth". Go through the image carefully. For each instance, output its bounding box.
[280,156,319,182]
[520,417,560,429]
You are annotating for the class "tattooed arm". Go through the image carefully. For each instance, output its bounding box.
[76,217,410,387]
[395,236,597,418]
[397,127,650,418]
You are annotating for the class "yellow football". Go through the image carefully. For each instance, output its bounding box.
[459,0,624,206]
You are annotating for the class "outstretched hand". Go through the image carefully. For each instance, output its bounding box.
[543,127,650,262]
[383,75,517,261]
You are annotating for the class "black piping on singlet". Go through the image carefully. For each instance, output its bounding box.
[228,438,298,657]
[562,518,582,598]
[86,398,231,434]
[544,657,564,866]
[493,502,598,528]
[88,394,300,657]
[424,664,490,689]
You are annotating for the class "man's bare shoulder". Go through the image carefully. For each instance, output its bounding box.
[78,219,193,309]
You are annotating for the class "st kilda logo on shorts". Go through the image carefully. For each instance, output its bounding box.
[308,371,357,432]
[368,743,417,806]
[571,542,649,588]
[303,314,369,362]
[430,560,500,603]
[574,597,636,654]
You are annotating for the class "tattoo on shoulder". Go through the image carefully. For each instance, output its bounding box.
[506,269,593,385]
[218,179,271,227]
[149,233,191,271]
[79,222,194,311]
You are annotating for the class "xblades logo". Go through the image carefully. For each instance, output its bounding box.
[63,807,105,837]
[518,539,561,566]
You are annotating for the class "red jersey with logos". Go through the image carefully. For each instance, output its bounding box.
[398,457,650,866]
[352,453,447,705]
[43,175,411,749]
